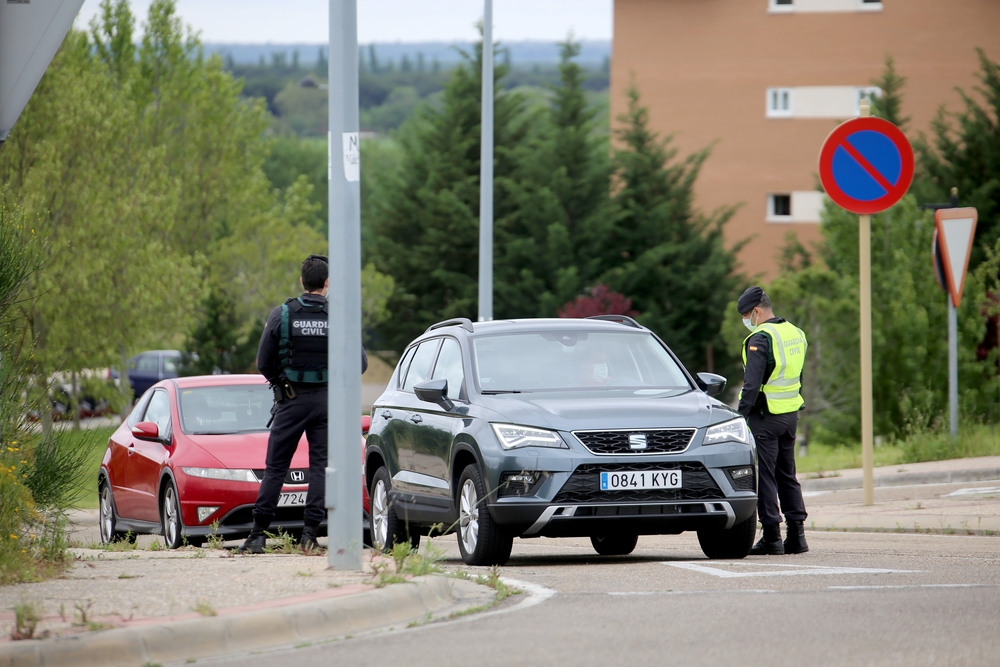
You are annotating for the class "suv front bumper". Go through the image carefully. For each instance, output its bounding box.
[490,497,757,538]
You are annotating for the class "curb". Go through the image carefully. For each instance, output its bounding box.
[0,575,492,667]
[799,468,1000,492]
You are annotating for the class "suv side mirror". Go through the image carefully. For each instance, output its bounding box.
[696,372,727,397]
[413,379,455,411]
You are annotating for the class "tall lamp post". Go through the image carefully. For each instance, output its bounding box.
[326,0,363,571]
[477,0,494,322]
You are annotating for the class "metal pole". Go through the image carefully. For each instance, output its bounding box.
[858,98,874,506]
[948,299,958,438]
[860,212,874,506]
[477,0,494,322]
[327,0,363,571]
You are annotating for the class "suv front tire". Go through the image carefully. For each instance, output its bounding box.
[456,464,513,566]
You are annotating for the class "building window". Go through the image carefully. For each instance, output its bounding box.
[856,86,882,113]
[767,191,825,223]
[769,0,883,12]
[769,194,792,219]
[767,88,793,118]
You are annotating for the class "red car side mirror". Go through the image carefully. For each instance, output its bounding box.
[361,415,371,435]
[132,421,160,441]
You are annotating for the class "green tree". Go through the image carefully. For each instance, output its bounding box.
[869,55,910,130]
[495,39,612,318]
[745,196,996,444]
[0,29,203,417]
[603,85,743,374]
[916,49,1000,267]
[368,41,530,351]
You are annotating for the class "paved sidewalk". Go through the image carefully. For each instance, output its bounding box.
[0,540,494,667]
[798,456,1000,536]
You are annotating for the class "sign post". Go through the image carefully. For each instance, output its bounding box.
[326,0,363,571]
[934,207,978,438]
[477,0,494,322]
[819,100,914,506]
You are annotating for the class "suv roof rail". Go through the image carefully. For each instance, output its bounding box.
[426,318,475,333]
[586,315,643,329]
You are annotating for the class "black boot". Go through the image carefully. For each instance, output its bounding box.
[783,520,809,554]
[750,524,784,555]
[239,518,270,554]
[300,522,320,552]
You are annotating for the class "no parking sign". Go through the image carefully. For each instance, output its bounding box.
[819,117,914,215]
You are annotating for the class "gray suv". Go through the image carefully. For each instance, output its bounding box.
[365,316,758,566]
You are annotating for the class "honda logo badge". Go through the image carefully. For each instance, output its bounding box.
[289,470,305,483]
[628,433,648,450]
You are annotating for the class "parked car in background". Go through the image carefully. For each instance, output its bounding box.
[366,316,758,566]
[114,350,183,399]
[98,374,371,548]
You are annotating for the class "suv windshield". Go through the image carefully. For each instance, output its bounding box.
[178,385,272,435]
[472,330,691,393]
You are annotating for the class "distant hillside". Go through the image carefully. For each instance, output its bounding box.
[206,40,611,68]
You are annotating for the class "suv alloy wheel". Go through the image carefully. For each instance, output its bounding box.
[456,465,513,566]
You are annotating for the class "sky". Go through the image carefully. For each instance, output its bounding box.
[75,0,614,43]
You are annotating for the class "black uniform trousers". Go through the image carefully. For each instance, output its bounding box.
[748,410,807,526]
[252,387,328,527]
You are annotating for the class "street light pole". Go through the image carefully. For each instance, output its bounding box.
[477,0,494,322]
[326,0,363,571]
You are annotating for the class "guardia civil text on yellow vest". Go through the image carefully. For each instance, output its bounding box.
[741,321,807,414]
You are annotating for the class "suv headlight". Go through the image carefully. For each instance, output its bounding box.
[491,424,567,450]
[703,418,750,446]
[181,467,258,482]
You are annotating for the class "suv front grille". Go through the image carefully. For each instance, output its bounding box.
[573,429,695,455]
[552,462,723,504]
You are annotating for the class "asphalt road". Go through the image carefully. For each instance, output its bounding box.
[202,530,1000,667]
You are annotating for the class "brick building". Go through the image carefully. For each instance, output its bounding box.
[611,0,1000,278]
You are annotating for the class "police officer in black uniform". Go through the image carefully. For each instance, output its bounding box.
[240,255,368,553]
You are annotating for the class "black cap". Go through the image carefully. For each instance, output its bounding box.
[737,286,764,315]
[305,254,328,264]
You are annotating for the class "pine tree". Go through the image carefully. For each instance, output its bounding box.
[369,41,530,351]
[869,55,909,130]
[916,49,1000,267]
[495,39,612,318]
[603,85,743,373]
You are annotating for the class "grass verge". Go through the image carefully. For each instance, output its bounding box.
[797,423,1000,475]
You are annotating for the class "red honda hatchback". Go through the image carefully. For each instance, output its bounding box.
[97,374,370,548]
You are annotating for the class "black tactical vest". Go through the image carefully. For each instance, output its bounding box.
[279,297,329,383]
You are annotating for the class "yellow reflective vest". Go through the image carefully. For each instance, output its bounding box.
[742,320,807,414]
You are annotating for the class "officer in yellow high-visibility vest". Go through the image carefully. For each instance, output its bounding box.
[737,286,809,555]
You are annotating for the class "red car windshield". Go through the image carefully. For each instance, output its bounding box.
[178,385,273,435]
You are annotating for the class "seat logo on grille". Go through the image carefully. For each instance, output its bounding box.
[290,471,306,482]
[628,433,648,450]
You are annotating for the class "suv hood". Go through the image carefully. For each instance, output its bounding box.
[481,389,740,432]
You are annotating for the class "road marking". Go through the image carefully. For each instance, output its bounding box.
[663,561,922,579]
[802,490,830,497]
[609,589,776,596]
[943,486,1000,497]
[829,584,996,591]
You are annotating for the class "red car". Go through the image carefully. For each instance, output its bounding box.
[97,374,370,548]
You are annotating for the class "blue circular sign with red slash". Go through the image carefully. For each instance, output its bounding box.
[818,117,914,215]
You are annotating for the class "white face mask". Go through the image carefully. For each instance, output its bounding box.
[743,317,754,331]
[591,363,608,381]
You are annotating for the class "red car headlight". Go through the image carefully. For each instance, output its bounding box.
[181,467,258,483]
